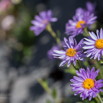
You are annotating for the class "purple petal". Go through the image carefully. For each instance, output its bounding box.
[75,39,84,51]
[50,17,58,22]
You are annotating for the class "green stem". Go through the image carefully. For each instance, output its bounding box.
[46,23,61,47]
[38,78,51,94]
[95,97,100,103]
[38,78,60,103]
[72,64,78,70]
[97,94,103,103]
[77,60,81,68]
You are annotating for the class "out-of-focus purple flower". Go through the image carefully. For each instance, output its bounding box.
[65,2,97,37]
[65,8,97,37]
[86,2,96,14]
[0,0,12,13]
[83,28,103,60]
[70,67,103,101]
[30,10,57,36]
[53,37,84,67]
[47,44,60,60]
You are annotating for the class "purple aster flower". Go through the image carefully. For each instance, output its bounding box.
[30,10,57,36]
[83,28,103,60]
[86,2,96,14]
[53,37,84,67]
[70,67,103,101]
[65,5,97,37]
[47,44,60,60]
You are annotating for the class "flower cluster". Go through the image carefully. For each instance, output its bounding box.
[53,2,97,68]
[30,1,103,102]
[52,2,103,101]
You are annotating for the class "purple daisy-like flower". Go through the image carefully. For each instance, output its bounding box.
[70,67,103,101]
[53,37,84,67]
[65,5,97,37]
[30,10,57,36]
[83,28,103,60]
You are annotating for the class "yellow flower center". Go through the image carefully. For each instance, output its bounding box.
[95,39,103,49]
[83,78,94,90]
[76,20,85,28]
[66,48,76,57]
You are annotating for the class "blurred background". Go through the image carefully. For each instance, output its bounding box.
[0,0,103,103]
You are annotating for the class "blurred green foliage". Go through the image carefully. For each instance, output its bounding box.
[8,2,36,65]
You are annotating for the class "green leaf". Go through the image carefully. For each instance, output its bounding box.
[52,87,57,99]
[100,59,103,64]
[83,58,89,67]
[65,65,76,75]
